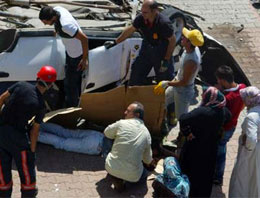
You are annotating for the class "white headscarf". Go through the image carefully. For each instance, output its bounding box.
[240,86,260,107]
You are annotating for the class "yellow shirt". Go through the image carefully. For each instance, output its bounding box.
[104,118,153,182]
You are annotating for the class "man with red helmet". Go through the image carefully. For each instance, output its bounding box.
[0,66,57,198]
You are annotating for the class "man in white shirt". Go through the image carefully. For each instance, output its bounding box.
[39,6,88,107]
[104,102,155,192]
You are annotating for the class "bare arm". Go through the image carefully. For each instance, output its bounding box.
[75,31,89,70]
[30,123,40,152]
[164,35,176,60]
[0,91,10,111]
[168,60,197,87]
[115,25,136,44]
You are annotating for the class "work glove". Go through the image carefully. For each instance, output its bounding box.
[153,80,169,95]
[104,41,116,49]
[159,59,171,73]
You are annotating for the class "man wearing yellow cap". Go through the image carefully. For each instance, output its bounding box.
[154,27,204,129]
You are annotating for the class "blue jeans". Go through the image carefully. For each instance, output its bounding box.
[39,123,104,155]
[165,84,194,120]
[64,53,83,107]
[214,127,236,182]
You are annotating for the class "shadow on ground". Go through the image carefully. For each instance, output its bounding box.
[96,174,148,198]
[35,143,105,173]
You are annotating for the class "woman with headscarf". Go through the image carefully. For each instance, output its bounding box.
[152,156,190,198]
[229,86,260,197]
[179,86,231,197]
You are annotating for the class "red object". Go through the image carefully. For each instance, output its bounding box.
[223,83,246,130]
[37,65,57,82]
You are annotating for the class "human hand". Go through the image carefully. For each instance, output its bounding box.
[159,59,171,73]
[151,158,159,166]
[153,81,169,95]
[77,59,88,71]
[104,41,116,49]
[242,134,247,146]
[145,158,159,171]
[214,83,224,92]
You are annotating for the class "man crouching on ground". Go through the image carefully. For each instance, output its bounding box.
[104,102,156,192]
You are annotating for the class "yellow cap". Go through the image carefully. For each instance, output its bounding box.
[182,27,204,47]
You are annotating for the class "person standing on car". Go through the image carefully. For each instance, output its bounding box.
[154,27,203,129]
[106,0,176,86]
[39,6,88,107]
[0,66,57,198]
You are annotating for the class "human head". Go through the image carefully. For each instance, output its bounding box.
[240,86,260,108]
[141,0,158,21]
[181,27,204,49]
[37,65,57,89]
[215,65,234,88]
[124,101,144,120]
[39,6,58,25]
[201,86,226,108]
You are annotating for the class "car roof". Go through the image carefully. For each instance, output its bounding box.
[0,1,134,30]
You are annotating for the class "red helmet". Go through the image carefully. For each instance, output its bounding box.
[37,65,57,82]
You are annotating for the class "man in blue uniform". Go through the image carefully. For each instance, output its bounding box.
[109,0,176,85]
[0,66,57,198]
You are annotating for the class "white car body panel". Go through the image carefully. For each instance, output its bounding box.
[87,38,143,91]
[0,36,148,92]
[0,37,65,81]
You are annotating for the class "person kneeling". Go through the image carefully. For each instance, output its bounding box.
[104,102,156,192]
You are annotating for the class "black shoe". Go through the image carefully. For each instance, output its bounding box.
[110,175,126,193]
[113,180,125,193]
[161,119,169,136]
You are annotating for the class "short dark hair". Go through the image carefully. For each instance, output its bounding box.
[149,0,159,10]
[150,1,159,10]
[132,101,144,120]
[39,6,57,21]
[215,65,234,83]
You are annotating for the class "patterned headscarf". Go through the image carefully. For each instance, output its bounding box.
[240,86,260,107]
[201,86,226,108]
[155,157,190,198]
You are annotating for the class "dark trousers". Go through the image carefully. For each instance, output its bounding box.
[64,53,83,107]
[129,40,174,86]
[214,127,236,182]
[0,125,37,198]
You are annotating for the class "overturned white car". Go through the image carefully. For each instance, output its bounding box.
[0,3,250,110]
